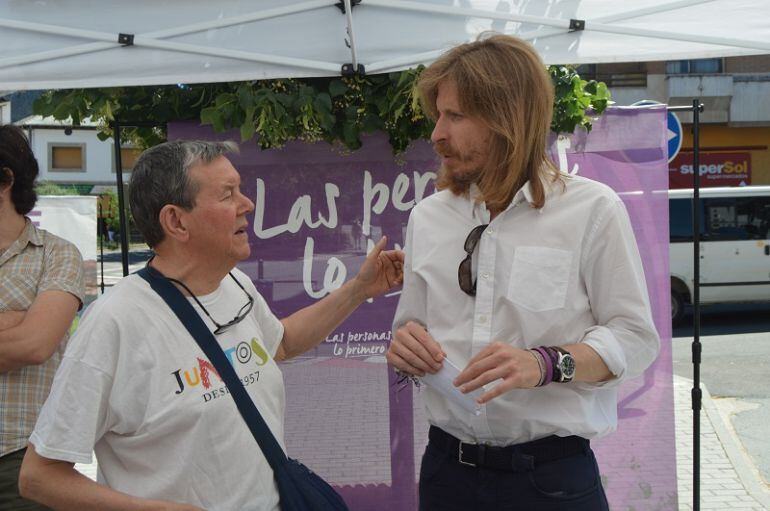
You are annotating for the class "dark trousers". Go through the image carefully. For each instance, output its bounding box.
[0,448,51,511]
[419,428,610,511]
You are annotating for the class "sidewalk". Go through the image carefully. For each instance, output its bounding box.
[74,374,770,510]
[674,375,770,510]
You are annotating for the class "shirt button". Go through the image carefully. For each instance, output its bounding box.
[487,228,494,235]
[478,315,487,324]
[482,272,490,280]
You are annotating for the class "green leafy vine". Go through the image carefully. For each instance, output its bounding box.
[33,66,610,152]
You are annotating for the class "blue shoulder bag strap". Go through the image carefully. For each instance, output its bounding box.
[136,267,290,473]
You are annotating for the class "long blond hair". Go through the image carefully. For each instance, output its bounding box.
[418,33,559,210]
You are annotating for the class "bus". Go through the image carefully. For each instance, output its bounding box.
[669,186,770,325]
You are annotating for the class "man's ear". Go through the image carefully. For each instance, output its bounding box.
[158,204,190,243]
[0,167,14,194]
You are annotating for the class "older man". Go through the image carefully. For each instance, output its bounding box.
[387,34,659,510]
[0,125,84,510]
[19,140,403,510]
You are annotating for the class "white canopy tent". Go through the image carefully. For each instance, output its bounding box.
[1,0,770,90]
[3,2,768,510]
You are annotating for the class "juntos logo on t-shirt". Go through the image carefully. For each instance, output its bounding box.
[170,337,270,402]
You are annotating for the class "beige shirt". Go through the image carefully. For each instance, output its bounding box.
[0,219,84,456]
[393,175,660,445]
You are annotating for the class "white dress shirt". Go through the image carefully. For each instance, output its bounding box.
[393,173,660,446]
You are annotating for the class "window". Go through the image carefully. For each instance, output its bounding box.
[48,143,86,172]
[666,58,722,74]
[112,145,142,172]
[669,198,705,242]
[574,63,647,87]
[704,197,770,240]
[575,64,597,79]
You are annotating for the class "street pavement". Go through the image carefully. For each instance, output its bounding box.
[673,330,770,510]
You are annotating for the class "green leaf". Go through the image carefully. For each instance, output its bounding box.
[237,85,253,110]
[342,122,360,148]
[240,120,255,142]
[362,114,383,133]
[200,107,225,132]
[314,93,332,113]
[329,79,347,97]
[51,101,73,120]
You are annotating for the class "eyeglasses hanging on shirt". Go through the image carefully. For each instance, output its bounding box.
[458,223,489,296]
[145,258,254,335]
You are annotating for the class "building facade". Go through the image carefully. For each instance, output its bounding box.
[581,55,770,188]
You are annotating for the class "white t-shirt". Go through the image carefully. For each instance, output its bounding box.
[31,268,285,511]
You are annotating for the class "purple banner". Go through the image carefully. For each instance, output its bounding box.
[170,105,675,510]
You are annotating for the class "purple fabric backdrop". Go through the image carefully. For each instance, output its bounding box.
[169,105,676,510]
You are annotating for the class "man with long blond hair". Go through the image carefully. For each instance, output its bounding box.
[387,34,659,510]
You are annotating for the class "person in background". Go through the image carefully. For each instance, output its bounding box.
[0,125,84,510]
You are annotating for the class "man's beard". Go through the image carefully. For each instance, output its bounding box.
[435,140,484,194]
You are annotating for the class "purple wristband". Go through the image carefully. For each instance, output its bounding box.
[534,347,553,385]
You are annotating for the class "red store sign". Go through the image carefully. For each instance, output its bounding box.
[669,151,751,188]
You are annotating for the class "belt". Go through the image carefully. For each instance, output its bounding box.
[428,426,589,472]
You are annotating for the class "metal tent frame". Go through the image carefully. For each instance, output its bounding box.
[5,1,763,508]
[3,0,770,89]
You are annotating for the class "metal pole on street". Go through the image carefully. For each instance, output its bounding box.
[667,101,704,511]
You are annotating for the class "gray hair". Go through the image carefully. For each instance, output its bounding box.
[128,140,238,247]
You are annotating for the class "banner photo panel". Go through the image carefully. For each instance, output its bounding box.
[169,105,674,510]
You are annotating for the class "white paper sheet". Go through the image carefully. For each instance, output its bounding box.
[420,358,484,416]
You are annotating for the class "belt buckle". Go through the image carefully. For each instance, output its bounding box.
[458,443,476,467]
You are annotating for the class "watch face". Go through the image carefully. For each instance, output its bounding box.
[560,353,576,380]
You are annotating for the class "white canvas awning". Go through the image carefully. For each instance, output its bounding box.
[1,0,769,90]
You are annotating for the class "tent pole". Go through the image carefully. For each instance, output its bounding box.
[112,122,130,277]
[518,0,706,45]
[343,0,359,70]
[0,1,335,71]
[98,201,104,294]
[668,102,704,510]
[132,37,341,73]
[0,42,114,70]
[691,98,703,511]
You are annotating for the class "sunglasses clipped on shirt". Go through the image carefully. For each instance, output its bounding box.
[458,223,489,296]
[146,259,254,335]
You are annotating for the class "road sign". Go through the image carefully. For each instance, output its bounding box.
[632,100,683,162]
[667,111,683,163]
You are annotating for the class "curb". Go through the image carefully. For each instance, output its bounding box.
[686,376,770,508]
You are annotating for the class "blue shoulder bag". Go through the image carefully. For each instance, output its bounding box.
[138,267,349,511]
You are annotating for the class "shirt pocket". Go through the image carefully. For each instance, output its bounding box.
[507,247,573,312]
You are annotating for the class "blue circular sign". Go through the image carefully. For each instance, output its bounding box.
[632,100,683,162]
[666,111,683,163]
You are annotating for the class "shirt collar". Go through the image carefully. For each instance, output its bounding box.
[0,218,41,266]
[468,171,564,221]
[22,218,43,247]
[507,171,566,215]
[468,184,490,224]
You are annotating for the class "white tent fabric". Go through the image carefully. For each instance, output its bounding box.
[1,0,770,90]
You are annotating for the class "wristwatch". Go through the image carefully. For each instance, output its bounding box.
[552,347,576,383]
